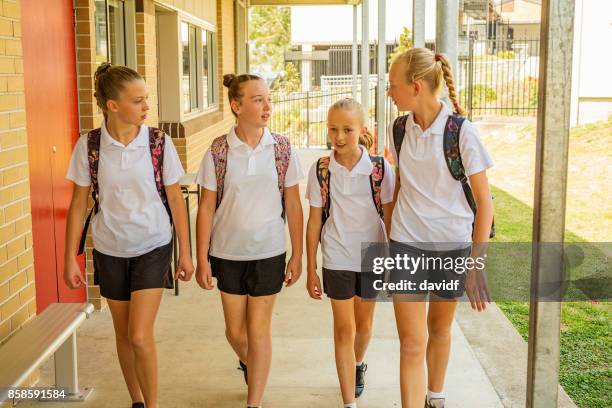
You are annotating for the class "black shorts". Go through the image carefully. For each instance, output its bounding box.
[389,241,471,299]
[209,253,286,297]
[93,242,173,301]
[322,268,380,300]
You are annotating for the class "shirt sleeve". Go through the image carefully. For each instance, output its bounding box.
[162,135,185,186]
[459,120,494,176]
[305,162,323,208]
[284,146,305,187]
[380,158,395,204]
[65,135,91,187]
[195,149,217,192]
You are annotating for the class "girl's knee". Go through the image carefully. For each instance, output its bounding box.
[128,332,154,351]
[427,319,453,340]
[225,326,246,344]
[334,323,356,345]
[399,334,427,359]
[355,320,372,337]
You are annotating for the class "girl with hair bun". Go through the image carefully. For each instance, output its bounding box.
[387,48,494,408]
[305,98,395,408]
[64,62,194,408]
[195,73,304,408]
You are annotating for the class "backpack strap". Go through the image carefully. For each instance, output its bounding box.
[316,155,385,231]
[210,134,229,209]
[77,129,101,255]
[392,115,409,166]
[272,133,292,220]
[315,156,331,227]
[368,155,385,220]
[148,127,172,221]
[443,114,495,238]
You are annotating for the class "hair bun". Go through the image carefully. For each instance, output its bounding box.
[223,74,237,88]
[95,62,112,81]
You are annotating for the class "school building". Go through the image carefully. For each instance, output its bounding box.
[0,0,247,366]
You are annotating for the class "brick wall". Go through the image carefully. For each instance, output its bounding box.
[0,0,38,395]
[74,0,105,311]
[136,0,159,127]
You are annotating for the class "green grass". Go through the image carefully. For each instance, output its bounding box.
[491,185,611,408]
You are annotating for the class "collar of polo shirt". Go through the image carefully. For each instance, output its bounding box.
[100,121,148,149]
[406,101,452,137]
[227,126,276,150]
[329,145,373,176]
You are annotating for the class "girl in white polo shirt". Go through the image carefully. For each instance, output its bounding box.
[194,74,304,408]
[63,63,194,408]
[386,48,494,408]
[305,98,395,408]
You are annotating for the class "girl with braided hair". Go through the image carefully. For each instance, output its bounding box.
[386,48,494,408]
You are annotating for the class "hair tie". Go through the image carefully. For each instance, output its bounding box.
[434,53,441,62]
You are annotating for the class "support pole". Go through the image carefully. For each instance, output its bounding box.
[361,0,369,119]
[527,1,576,407]
[376,0,386,155]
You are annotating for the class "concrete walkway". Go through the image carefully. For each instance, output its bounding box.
[20,149,503,408]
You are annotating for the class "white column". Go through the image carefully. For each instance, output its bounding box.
[412,0,426,48]
[436,0,459,75]
[361,0,370,122]
[301,44,312,92]
[352,4,358,99]
[376,0,386,155]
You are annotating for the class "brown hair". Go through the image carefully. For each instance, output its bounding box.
[223,73,264,117]
[392,48,467,116]
[93,62,143,118]
[328,98,374,151]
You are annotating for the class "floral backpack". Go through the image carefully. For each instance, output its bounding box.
[316,155,385,227]
[77,127,171,256]
[210,133,292,220]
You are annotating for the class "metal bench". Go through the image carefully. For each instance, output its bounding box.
[0,302,94,404]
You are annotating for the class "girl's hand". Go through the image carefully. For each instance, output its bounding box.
[465,266,490,312]
[284,255,302,286]
[63,257,85,289]
[195,260,214,290]
[175,254,195,282]
[307,272,322,300]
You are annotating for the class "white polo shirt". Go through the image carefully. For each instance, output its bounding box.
[306,146,395,272]
[388,102,493,246]
[66,122,185,258]
[196,127,304,261]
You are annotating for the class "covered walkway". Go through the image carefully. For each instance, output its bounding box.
[19,150,502,408]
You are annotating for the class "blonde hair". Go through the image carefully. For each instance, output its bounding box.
[94,62,143,118]
[328,98,374,150]
[223,73,264,117]
[392,48,467,116]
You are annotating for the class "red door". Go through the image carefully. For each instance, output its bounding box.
[22,0,85,312]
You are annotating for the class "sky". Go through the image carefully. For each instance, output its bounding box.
[290,0,438,44]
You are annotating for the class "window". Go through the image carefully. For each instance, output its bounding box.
[202,30,217,108]
[157,13,218,121]
[108,0,126,65]
[182,22,199,113]
[94,0,134,66]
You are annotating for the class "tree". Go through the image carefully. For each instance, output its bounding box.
[388,27,413,64]
[271,62,301,93]
[249,6,291,73]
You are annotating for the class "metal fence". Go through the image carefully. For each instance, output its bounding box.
[458,38,540,117]
[270,87,377,148]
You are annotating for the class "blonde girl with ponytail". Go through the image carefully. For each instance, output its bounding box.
[386,48,494,408]
[305,98,395,408]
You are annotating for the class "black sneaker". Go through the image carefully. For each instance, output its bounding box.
[425,397,445,408]
[355,362,367,398]
[238,360,248,385]
[132,403,145,408]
